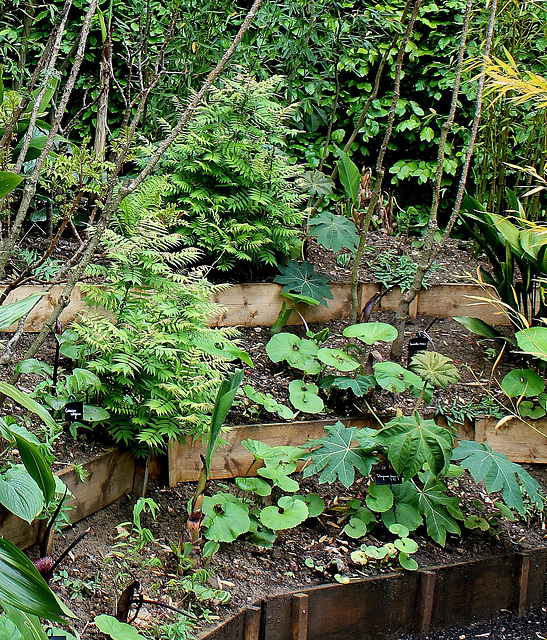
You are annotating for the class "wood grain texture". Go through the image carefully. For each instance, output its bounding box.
[168,418,374,486]
[475,417,547,463]
[0,448,136,549]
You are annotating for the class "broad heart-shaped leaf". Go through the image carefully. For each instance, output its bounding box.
[415,474,462,547]
[241,439,306,467]
[0,536,73,623]
[266,333,318,364]
[82,404,110,422]
[202,493,250,542]
[235,477,272,496]
[375,415,454,479]
[365,483,394,512]
[317,348,360,372]
[0,171,23,199]
[95,614,145,639]
[336,148,361,206]
[515,327,547,361]
[343,322,398,345]
[319,375,376,397]
[373,362,423,394]
[274,260,333,306]
[258,464,300,492]
[260,496,309,531]
[343,507,376,538]
[452,441,544,515]
[294,494,325,517]
[409,351,460,389]
[12,430,55,503]
[0,466,43,523]
[308,212,359,253]
[501,369,545,398]
[302,421,378,488]
[288,380,324,413]
[381,482,423,532]
[0,293,44,331]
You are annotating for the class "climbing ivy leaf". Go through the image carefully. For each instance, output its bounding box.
[452,441,544,515]
[308,212,359,253]
[375,415,454,479]
[302,421,378,488]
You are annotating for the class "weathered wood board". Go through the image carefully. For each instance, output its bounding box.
[0,448,138,549]
[475,417,547,464]
[198,549,547,640]
[168,418,374,486]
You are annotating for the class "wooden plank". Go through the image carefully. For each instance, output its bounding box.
[168,418,374,486]
[512,552,530,617]
[525,548,547,608]
[243,606,262,640]
[478,417,547,463]
[198,610,247,640]
[0,285,86,332]
[132,457,150,498]
[429,556,514,629]
[417,570,436,635]
[0,448,136,550]
[291,594,308,640]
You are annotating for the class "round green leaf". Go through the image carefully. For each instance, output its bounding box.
[260,496,309,531]
[388,523,409,538]
[350,549,368,565]
[202,494,250,542]
[343,322,398,344]
[294,494,325,517]
[501,369,545,398]
[95,614,145,639]
[289,380,324,413]
[266,333,300,362]
[317,348,360,371]
[235,477,272,496]
[365,483,394,513]
[394,537,418,554]
[398,552,419,571]
[344,516,368,539]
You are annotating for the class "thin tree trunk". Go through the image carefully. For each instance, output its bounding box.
[390,0,497,360]
[350,0,422,323]
[4,0,266,393]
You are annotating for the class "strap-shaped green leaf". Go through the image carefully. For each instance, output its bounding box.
[0,383,57,432]
[13,433,55,504]
[0,293,44,331]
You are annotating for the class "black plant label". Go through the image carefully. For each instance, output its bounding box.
[64,401,84,423]
[407,333,429,361]
[375,467,402,485]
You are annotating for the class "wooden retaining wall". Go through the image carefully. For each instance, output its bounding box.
[0,448,145,550]
[2,282,508,332]
[199,549,547,640]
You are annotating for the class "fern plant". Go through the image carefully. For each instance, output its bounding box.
[144,73,307,271]
[72,190,249,455]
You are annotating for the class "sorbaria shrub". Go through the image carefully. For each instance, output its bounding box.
[143,73,307,271]
[72,196,247,455]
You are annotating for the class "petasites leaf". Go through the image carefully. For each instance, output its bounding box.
[381,482,423,532]
[373,362,423,394]
[515,327,547,361]
[501,369,545,398]
[260,496,309,531]
[274,260,333,306]
[375,415,454,479]
[308,212,359,253]
[302,421,378,488]
[343,322,398,344]
[202,494,250,542]
[409,351,460,388]
[316,348,360,371]
[415,474,462,546]
[94,615,145,639]
[452,441,543,515]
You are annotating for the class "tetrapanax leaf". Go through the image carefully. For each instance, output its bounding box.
[375,415,454,479]
[452,441,543,515]
[409,351,460,388]
[299,169,335,197]
[381,482,423,532]
[308,212,359,253]
[415,474,462,547]
[302,421,378,488]
[274,260,333,306]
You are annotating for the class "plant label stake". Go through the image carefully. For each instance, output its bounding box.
[64,400,84,423]
[375,468,402,485]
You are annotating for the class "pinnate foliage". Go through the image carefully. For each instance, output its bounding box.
[73,223,243,455]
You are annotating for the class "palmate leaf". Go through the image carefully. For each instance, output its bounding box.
[274,260,333,306]
[381,482,423,532]
[415,474,462,547]
[302,421,378,488]
[375,415,454,479]
[452,441,543,514]
[298,170,335,197]
[308,212,359,253]
[409,351,460,388]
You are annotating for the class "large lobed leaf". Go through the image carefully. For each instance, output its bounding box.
[274,260,333,306]
[308,212,359,253]
[302,421,378,488]
[375,415,454,479]
[410,351,460,389]
[452,440,543,515]
[415,473,462,546]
